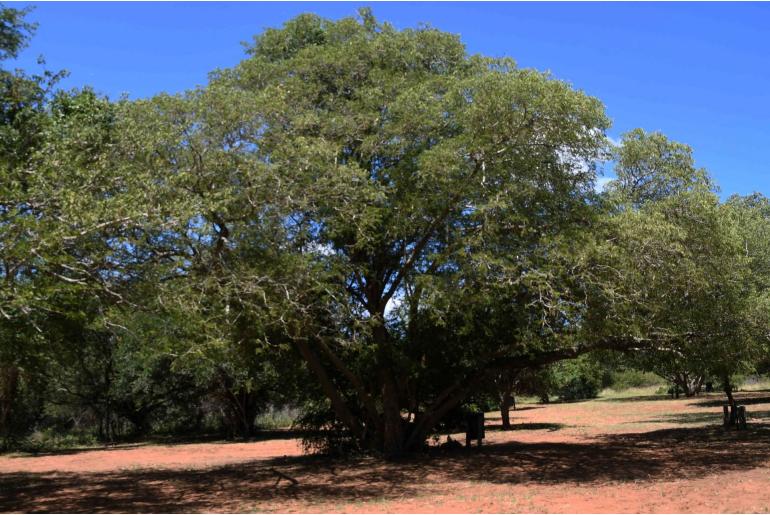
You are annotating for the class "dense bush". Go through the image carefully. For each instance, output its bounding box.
[553,357,605,401]
[294,399,363,456]
[20,428,98,454]
[608,369,665,390]
[557,375,601,401]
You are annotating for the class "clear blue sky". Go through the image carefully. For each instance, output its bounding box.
[8,2,770,197]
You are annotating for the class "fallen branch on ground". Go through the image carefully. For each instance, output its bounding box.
[270,467,299,487]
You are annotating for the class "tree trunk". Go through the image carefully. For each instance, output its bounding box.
[381,369,404,458]
[404,374,485,452]
[0,366,20,441]
[499,391,513,430]
[724,374,735,406]
[495,371,516,431]
[692,375,704,396]
[224,388,258,438]
[672,372,704,397]
[294,339,364,440]
[370,317,407,458]
[724,374,737,426]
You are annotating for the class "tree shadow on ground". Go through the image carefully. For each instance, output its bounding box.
[486,422,566,432]
[430,423,770,486]
[504,405,542,412]
[4,429,316,459]
[0,453,424,513]
[640,411,722,425]
[4,424,770,513]
[640,409,770,426]
[597,395,671,403]
[695,394,770,408]
[5,442,148,458]
[749,410,770,419]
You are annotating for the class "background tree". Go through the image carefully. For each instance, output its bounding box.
[596,130,770,401]
[0,3,65,446]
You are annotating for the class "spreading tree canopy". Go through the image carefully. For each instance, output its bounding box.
[2,7,769,455]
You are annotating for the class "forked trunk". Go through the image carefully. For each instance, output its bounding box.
[672,372,705,397]
[294,339,365,440]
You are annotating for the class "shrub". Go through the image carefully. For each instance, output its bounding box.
[293,399,363,456]
[255,406,299,429]
[553,357,604,401]
[558,375,601,401]
[609,369,664,391]
[19,428,97,454]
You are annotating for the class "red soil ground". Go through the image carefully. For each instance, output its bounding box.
[3,391,770,513]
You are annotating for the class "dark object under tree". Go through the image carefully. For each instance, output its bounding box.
[465,412,485,448]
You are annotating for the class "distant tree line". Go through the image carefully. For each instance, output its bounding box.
[2,6,769,457]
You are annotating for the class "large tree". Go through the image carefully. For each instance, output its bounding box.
[6,8,769,456]
[117,10,635,456]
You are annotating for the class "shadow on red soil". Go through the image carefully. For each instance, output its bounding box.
[485,422,567,431]
[502,405,542,412]
[4,423,770,513]
[5,429,316,459]
[597,395,673,403]
[695,394,770,408]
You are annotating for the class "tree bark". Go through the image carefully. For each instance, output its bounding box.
[294,339,364,440]
[0,365,20,441]
[691,375,704,396]
[724,374,737,426]
[404,375,485,451]
[672,372,705,397]
[381,370,404,458]
[724,374,735,406]
[296,333,659,455]
[370,316,406,458]
[499,393,513,430]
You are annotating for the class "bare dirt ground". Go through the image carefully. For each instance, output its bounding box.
[3,391,770,513]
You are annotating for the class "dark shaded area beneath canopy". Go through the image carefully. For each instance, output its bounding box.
[4,423,770,513]
[485,422,566,432]
[695,393,770,408]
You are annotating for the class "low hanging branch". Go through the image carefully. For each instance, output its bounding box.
[404,334,658,450]
[315,338,380,428]
[293,338,365,440]
[487,335,656,371]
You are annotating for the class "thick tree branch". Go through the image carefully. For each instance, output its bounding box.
[381,159,483,309]
[293,339,364,440]
[315,338,380,427]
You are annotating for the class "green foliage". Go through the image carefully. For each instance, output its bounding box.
[608,369,664,391]
[0,3,35,61]
[294,399,364,456]
[552,357,604,401]
[20,427,97,454]
[255,407,298,430]
[607,128,712,207]
[592,130,769,394]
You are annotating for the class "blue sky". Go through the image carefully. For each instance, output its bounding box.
[8,2,770,197]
